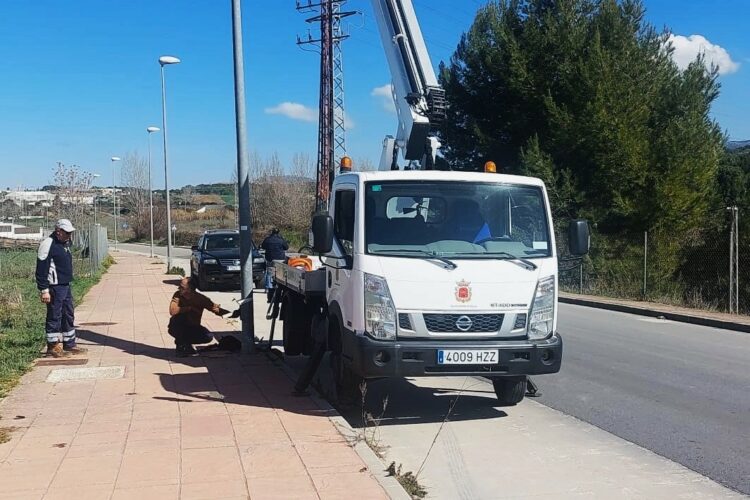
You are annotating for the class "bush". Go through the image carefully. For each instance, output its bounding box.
[167,266,185,276]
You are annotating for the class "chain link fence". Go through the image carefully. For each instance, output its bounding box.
[71,224,109,278]
[0,224,109,282]
[558,211,749,315]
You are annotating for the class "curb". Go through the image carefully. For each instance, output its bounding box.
[559,295,750,333]
[267,353,411,500]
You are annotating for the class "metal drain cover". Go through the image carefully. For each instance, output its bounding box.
[46,366,125,383]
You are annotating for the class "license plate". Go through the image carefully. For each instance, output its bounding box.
[437,349,498,365]
[226,265,240,271]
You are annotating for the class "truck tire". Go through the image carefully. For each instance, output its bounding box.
[282,295,306,356]
[329,321,363,405]
[492,376,527,406]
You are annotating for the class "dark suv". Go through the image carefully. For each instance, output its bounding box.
[190,230,265,291]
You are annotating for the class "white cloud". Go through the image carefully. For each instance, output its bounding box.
[371,84,397,114]
[264,102,317,122]
[265,102,354,129]
[668,34,740,75]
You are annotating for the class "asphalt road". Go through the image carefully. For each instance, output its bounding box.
[535,304,750,495]
[113,241,192,259]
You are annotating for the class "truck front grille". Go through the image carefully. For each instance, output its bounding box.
[398,313,413,331]
[423,314,504,333]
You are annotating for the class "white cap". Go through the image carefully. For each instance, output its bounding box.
[55,219,76,232]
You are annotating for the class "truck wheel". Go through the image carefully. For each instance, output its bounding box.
[329,322,363,405]
[492,376,527,406]
[282,295,305,356]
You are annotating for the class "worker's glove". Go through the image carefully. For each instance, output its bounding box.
[228,309,241,319]
[217,307,231,316]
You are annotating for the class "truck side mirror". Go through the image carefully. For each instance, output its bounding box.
[568,219,590,255]
[311,213,334,254]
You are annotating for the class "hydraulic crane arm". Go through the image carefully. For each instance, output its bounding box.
[371,0,446,170]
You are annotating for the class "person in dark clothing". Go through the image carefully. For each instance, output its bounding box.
[36,219,86,357]
[168,277,230,357]
[260,228,289,297]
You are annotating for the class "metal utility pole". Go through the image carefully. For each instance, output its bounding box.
[728,206,739,313]
[147,126,161,259]
[297,0,356,210]
[231,0,255,353]
[111,156,121,250]
[159,56,180,272]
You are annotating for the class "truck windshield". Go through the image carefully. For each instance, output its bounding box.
[364,181,552,259]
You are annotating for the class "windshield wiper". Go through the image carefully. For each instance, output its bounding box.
[481,251,538,270]
[371,249,457,270]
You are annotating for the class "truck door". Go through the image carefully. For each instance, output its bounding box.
[328,188,356,331]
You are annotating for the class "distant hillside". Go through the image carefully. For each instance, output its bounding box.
[727,140,750,151]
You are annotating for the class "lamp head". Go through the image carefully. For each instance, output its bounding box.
[159,56,181,66]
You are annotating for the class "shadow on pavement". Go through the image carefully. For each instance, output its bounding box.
[340,377,508,428]
[282,353,508,427]
[76,328,333,418]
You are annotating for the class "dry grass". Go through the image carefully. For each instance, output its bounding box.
[0,426,16,444]
[386,462,427,499]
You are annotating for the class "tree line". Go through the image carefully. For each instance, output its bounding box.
[438,0,748,310]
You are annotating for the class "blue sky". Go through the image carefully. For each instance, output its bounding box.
[0,0,747,189]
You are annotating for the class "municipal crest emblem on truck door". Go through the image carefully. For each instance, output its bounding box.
[455,280,472,303]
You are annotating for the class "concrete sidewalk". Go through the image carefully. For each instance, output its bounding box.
[0,253,392,500]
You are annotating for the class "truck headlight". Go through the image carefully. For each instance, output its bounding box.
[203,258,217,265]
[364,273,396,340]
[528,276,555,340]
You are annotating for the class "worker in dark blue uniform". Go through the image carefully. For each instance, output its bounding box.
[260,228,289,301]
[36,219,87,357]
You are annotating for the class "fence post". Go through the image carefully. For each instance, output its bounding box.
[643,231,648,300]
[579,260,583,294]
[728,207,735,313]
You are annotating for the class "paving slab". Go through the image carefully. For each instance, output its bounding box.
[0,251,391,500]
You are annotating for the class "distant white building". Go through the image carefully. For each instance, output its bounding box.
[3,191,55,206]
[0,223,44,241]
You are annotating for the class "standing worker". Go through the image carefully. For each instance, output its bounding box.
[36,219,87,357]
[260,227,289,301]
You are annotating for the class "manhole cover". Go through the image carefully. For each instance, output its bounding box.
[46,366,125,383]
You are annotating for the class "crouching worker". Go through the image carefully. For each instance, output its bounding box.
[169,277,230,357]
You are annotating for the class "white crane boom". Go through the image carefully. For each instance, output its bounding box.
[370,0,446,170]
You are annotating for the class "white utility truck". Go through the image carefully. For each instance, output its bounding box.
[273,0,589,405]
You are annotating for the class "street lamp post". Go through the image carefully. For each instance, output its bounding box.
[159,55,180,272]
[146,126,161,258]
[92,173,101,225]
[231,0,255,353]
[111,156,121,250]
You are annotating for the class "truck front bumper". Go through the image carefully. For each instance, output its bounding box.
[344,333,562,378]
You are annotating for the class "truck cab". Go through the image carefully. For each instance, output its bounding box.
[294,169,589,404]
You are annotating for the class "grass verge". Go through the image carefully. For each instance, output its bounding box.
[0,251,112,398]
